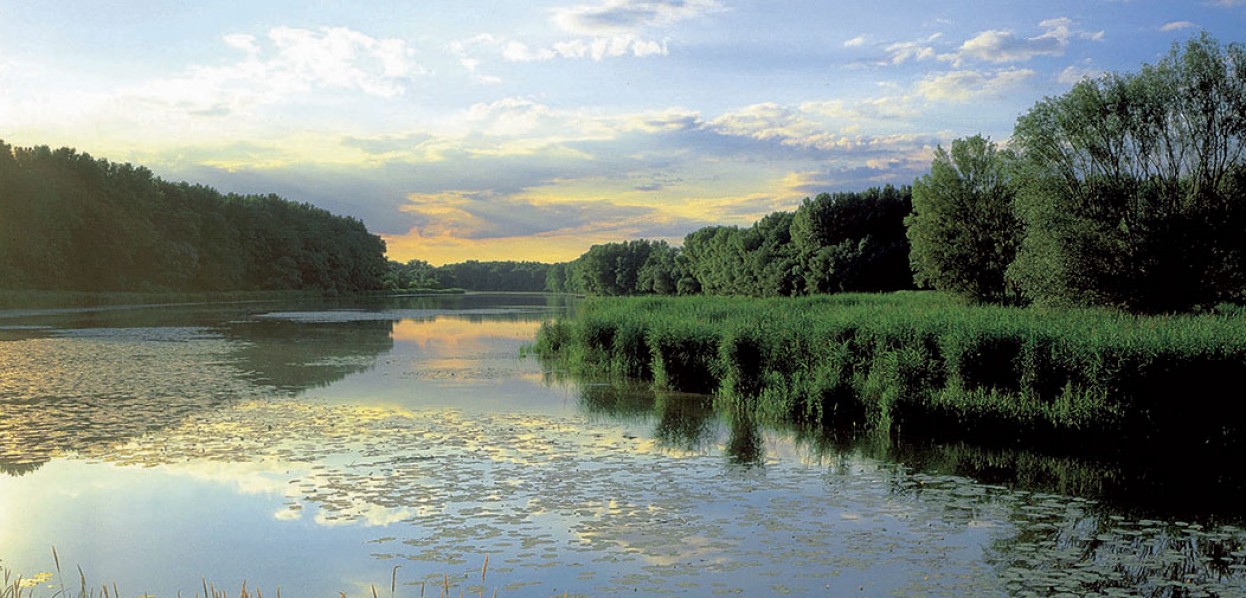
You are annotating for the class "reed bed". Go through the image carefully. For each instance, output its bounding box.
[533,292,1246,450]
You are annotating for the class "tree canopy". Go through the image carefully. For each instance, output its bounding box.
[0,142,388,293]
[1007,34,1246,312]
[906,135,1021,304]
[555,186,914,297]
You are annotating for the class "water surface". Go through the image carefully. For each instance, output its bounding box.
[1,295,1243,597]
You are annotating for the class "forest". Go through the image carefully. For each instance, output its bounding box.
[0,143,388,293]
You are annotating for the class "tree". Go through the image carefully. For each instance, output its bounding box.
[1008,34,1246,311]
[906,135,1021,303]
[790,186,914,294]
[0,141,389,293]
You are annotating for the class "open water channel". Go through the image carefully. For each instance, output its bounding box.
[1,294,1244,597]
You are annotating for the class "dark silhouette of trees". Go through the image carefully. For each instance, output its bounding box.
[0,142,388,293]
[434,260,549,292]
[555,186,914,297]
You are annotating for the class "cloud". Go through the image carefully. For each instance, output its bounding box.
[884,34,942,64]
[1160,21,1198,31]
[502,35,668,62]
[454,31,668,69]
[113,26,425,124]
[1057,60,1105,84]
[779,162,928,197]
[400,191,660,240]
[843,35,868,48]
[552,0,722,34]
[915,68,1035,102]
[384,190,715,264]
[704,102,938,158]
[210,27,422,100]
[449,0,717,73]
[944,17,1102,66]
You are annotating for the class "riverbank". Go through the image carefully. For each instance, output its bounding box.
[533,292,1246,452]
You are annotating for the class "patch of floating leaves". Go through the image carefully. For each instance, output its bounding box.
[81,397,1246,596]
[0,328,271,473]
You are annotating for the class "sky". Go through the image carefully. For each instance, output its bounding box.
[1,1,1243,265]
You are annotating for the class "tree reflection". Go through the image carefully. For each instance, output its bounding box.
[0,307,394,475]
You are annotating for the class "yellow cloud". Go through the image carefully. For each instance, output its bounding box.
[383,226,640,265]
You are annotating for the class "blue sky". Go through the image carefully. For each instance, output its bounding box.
[1,1,1243,263]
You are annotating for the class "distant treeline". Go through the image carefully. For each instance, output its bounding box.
[0,142,388,293]
[385,259,549,292]
[546,186,914,298]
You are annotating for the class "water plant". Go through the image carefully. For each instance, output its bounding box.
[533,292,1246,452]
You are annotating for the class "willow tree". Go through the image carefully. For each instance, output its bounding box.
[906,135,1021,304]
[1008,33,1246,312]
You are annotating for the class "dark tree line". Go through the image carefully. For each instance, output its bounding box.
[553,186,915,297]
[384,259,549,292]
[0,142,388,293]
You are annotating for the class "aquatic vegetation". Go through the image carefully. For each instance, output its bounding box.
[6,295,1245,597]
[533,292,1246,450]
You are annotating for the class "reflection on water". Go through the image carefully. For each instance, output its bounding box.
[568,382,1246,596]
[225,318,395,392]
[0,308,395,475]
[1,294,1244,597]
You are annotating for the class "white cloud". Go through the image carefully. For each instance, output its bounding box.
[449,0,711,72]
[1057,60,1105,84]
[223,33,259,54]
[885,33,942,64]
[915,68,1035,102]
[843,35,868,48]
[137,26,424,118]
[552,0,722,34]
[1160,21,1198,31]
[456,31,667,67]
[706,102,936,156]
[506,35,668,62]
[943,17,1102,66]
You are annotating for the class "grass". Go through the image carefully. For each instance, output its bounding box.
[533,292,1246,451]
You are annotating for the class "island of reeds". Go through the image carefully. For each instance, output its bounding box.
[534,293,1246,451]
[534,35,1246,455]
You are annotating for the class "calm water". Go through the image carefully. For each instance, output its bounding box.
[1,295,1244,597]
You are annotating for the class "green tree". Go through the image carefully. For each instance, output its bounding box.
[1008,34,1246,312]
[906,135,1021,303]
[790,186,914,294]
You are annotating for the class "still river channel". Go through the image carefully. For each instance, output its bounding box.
[1,294,1244,597]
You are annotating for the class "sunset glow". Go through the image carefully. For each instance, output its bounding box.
[1,1,1240,263]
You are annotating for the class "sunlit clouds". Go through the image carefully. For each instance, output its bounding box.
[0,1,1237,264]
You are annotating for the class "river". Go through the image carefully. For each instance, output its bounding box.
[1,294,1243,597]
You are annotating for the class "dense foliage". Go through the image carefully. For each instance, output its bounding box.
[907,135,1021,304]
[1006,34,1246,312]
[554,186,914,297]
[534,293,1246,449]
[0,142,388,293]
[383,259,549,292]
